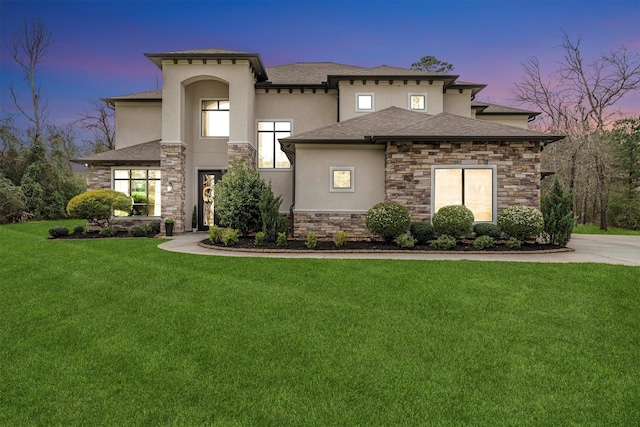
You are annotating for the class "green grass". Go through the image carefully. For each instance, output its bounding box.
[2,221,639,426]
[573,225,640,235]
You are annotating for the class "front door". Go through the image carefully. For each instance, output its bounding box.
[198,170,223,231]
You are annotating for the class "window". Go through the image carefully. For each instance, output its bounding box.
[432,166,496,222]
[258,121,291,169]
[113,169,161,216]
[409,94,426,110]
[202,100,229,137]
[356,93,374,112]
[330,167,355,192]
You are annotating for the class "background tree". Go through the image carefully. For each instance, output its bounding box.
[78,99,115,153]
[410,56,454,73]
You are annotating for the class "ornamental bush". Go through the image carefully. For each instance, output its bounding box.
[541,178,575,246]
[254,231,266,246]
[305,231,318,249]
[48,226,69,238]
[430,234,457,250]
[67,189,132,229]
[473,223,501,239]
[506,236,522,249]
[128,224,149,237]
[276,232,288,247]
[209,225,224,244]
[72,225,85,234]
[99,226,117,237]
[410,222,435,244]
[333,230,348,248]
[259,182,283,242]
[432,205,474,238]
[221,228,239,247]
[473,235,496,250]
[396,234,416,249]
[497,205,544,240]
[365,202,411,243]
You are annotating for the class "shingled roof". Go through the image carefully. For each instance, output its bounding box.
[73,140,161,165]
[264,62,364,85]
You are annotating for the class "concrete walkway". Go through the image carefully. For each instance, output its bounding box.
[158,233,640,266]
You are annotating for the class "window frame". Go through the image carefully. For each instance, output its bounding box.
[431,165,497,223]
[256,120,292,170]
[201,98,230,138]
[408,93,427,111]
[329,166,355,192]
[356,93,374,112]
[111,167,162,217]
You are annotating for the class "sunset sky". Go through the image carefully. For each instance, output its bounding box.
[1,0,638,142]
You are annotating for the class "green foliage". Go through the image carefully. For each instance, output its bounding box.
[396,234,416,249]
[191,205,198,229]
[506,237,523,249]
[164,218,174,224]
[276,232,288,247]
[221,229,239,247]
[607,195,640,230]
[254,231,266,246]
[48,226,69,238]
[473,235,496,250]
[410,55,454,72]
[333,230,348,248]
[98,226,117,237]
[128,225,149,237]
[305,231,318,249]
[608,117,640,198]
[365,202,411,243]
[215,161,266,237]
[498,205,544,240]
[208,225,224,244]
[473,223,502,239]
[148,221,161,234]
[410,222,435,244]
[66,189,132,229]
[130,192,147,215]
[432,205,474,238]
[541,178,575,246]
[72,225,85,234]
[430,235,457,250]
[0,174,27,223]
[259,182,283,241]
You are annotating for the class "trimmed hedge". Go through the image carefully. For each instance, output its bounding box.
[432,205,474,238]
[498,205,544,240]
[365,202,411,243]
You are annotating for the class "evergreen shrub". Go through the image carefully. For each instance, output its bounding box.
[333,231,348,248]
[209,225,224,244]
[497,205,544,240]
[541,178,575,245]
[128,225,149,237]
[473,223,501,239]
[67,189,132,229]
[473,235,496,249]
[99,226,117,237]
[432,205,474,238]
[410,222,435,244]
[276,232,288,247]
[305,231,318,249]
[48,226,69,238]
[365,202,411,243]
[430,235,457,250]
[396,234,416,248]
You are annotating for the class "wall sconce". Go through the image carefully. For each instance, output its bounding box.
[166,182,173,192]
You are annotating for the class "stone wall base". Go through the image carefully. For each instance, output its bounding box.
[293,211,374,239]
[85,217,163,232]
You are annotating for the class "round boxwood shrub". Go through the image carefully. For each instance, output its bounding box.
[128,224,150,237]
[365,202,411,243]
[410,222,435,244]
[473,235,496,250]
[497,205,544,240]
[49,226,69,238]
[473,223,501,239]
[432,205,474,238]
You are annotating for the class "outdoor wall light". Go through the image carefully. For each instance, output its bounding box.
[166,182,173,192]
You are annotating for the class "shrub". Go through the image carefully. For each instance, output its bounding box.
[48,226,69,238]
[67,189,132,229]
[430,234,457,250]
[128,224,149,237]
[215,161,266,237]
[607,195,640,231]
[432,205,474,238]
[365,202,411,243]
[72,225,85,234]
[473,223,501,239]
[191,205,198,229]
[131,192,147,215]
[259,182,283,242]
[148,221,161,234]
[209,225,224,244]
[305,231,318,249]
[221,228,239,247]
[498,205,544,240]
[277,232,288,247]
[164,218,174,224]
[0,175,26,224]
[99,226,117,237]
[541,178,575,246]
[333,230,348,248]
[506,236,522,249]
[396,234,416,249]
[410,222,435,244]
[473,235,496,249]
[254,231,266,246]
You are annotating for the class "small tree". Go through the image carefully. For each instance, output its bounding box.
[541,178,575,246]
[66,189,132,229]
[259,181,283,241]
[214,161,266,237]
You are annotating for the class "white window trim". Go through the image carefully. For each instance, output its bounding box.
[329,166,355,192]
[430,165,497,223]
[408,93,427,111]
[355,93,374,112]
[200,98,230,139]
[256,119,293,170]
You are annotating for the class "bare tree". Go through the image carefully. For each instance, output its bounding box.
[78,99,115,153]
[9,18,53,143]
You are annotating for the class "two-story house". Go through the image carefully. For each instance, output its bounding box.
[75,48,562,236]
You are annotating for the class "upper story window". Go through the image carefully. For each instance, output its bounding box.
[409,94,427,111]
[356,93,374,112]
[202,99,229,137]
[258,121,291,169]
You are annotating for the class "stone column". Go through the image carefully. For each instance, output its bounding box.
[227,142,257,169]
[161,143,186,233]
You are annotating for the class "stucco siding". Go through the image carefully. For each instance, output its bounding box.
[443,91,472,117]
[476,115,530,129]
[114,102,162,149]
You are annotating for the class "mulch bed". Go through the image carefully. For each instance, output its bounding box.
[50,231,160,239]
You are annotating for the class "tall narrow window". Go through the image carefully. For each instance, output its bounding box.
[258,121,291,169]
[432,166,495,222]
[113,169,161,216]
[202,100,229,137]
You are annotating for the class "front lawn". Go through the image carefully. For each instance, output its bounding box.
[573,225,640,235]
[1,221,639,425]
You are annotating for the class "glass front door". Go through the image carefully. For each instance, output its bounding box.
[198,170,223,231]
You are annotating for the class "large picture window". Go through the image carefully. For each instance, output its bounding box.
[113,169,161,216]
[432,166,496,222]
[202,100,230,137]
[258,121,291,169]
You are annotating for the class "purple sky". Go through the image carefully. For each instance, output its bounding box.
[1,0,639,143]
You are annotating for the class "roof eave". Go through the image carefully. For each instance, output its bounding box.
[327,74,459,87]
[144,52,268,82]
[371,135,565,143]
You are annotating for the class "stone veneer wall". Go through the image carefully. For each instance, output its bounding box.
[86,167,112,190]
[161,143,187,233]
[228,143,257,169]
[385,141,541,221]
[293,212,375,239]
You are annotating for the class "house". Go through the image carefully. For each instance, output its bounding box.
[74,48,562,236]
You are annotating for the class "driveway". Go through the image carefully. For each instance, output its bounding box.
[159,233,640,266]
